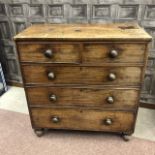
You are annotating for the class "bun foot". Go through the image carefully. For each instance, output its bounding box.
[34,129,44,137]
[121,133,132,142]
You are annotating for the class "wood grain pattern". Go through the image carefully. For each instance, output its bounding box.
[22,65,142,86]
[14,23,152,136]
[18,43,81,63]
[26,86,139,109]
[14,23,152,42]
[83,43,146,63]
[31,108,134,132]
[17,42,146,64]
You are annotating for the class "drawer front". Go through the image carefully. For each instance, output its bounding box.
[83,43,146,63]
[31,108,134,132]
[17,43,145,64]
[22,65,142,85]
[27,87,139,109]
[18,43,81,63]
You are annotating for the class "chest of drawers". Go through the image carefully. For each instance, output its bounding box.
[14,23,151,141]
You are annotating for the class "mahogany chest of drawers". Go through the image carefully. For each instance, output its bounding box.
[14,23,151,141]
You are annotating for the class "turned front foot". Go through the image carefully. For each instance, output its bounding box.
[34,129,44,137]
[121,133,132,141]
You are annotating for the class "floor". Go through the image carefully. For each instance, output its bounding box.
[1,109,155,155]
[0,86,155,141]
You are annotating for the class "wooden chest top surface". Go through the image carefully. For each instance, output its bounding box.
[14,23,152,42]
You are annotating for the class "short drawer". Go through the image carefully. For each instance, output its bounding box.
[83,43,146,63]
[27,86,139,109]
[22,65,142,86]
[17,43,81,63]
[31,108,134,132]
[17,42,146,64]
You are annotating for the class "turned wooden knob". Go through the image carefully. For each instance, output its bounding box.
[108,73,116,81]
[49,94,57,102]
[52,116,60,123]
[106,96,114,104]
[104,118,113,125]
[47,72,55,80]
[44,49,53,58]
[109,49,118,58]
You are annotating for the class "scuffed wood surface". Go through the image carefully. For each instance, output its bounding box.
[14,23,152,41]
[26,86,139,109]
[18,43,81,63]
[31,108,134,132]
[22,65,142,86]
[17,42,146,63]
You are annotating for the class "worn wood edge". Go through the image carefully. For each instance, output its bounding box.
[30,106,136,112]
[13,22,151,42]
[25,84,140,89]
[20,62,145,67]
[32,128,133,136]
[15,40,36,129]
[29,104,137,111]
[32,126,134,134]
[16,41,151,44]
[15,39,152,43]
[24,83,141,88]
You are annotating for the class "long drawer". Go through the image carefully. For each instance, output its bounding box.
[22,65,142,85]
[26,86,139,109]
[17,42,146,63]
[31,108,135,132]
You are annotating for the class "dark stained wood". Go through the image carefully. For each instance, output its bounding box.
[31,107,135,133]
[26,86,139,109]
[22,65,142,86]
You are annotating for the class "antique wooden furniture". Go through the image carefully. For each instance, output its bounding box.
[14,23,151,141]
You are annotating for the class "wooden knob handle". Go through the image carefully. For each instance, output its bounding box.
[52,116,60,123]
[49,94,57,102]
[108,73,116,81]
[47,72,55,80]
[44,49,53,58]
[106,96,114,104]
[109,50,118,58]
[104,118,113,125]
